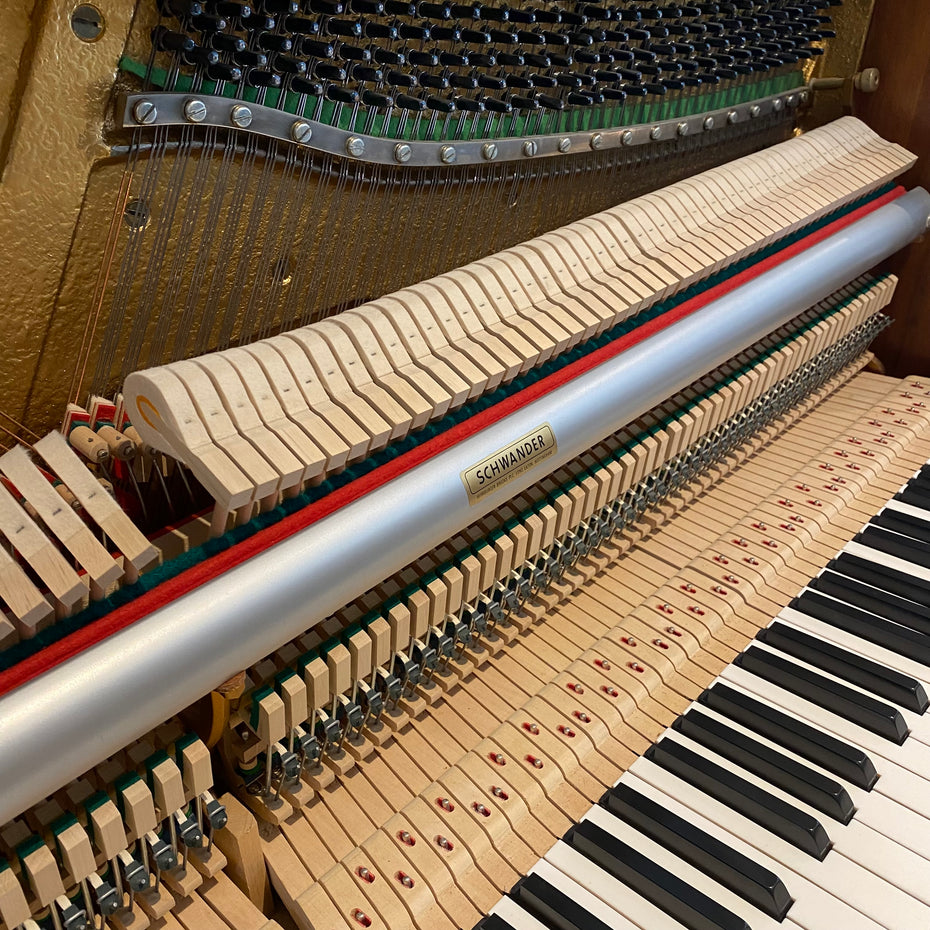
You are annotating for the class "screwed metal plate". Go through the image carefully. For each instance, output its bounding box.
[121,86,809,168]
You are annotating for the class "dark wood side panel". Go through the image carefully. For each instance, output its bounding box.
[855,0,930,376]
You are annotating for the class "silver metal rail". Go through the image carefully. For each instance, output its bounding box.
[0,187,927,824]
[120,86,806,168]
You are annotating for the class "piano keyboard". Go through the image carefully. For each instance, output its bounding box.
[245,371,930,930]
[480,449,930,930]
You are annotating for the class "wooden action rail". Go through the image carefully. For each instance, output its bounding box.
[222,276,892,822]
[123,118,914,531]
[256,370,930,930]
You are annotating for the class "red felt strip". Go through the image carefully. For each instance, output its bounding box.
[0,186,905,699]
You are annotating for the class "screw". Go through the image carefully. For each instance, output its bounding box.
[649,125,662,141]
[522,139,538,157]
[558,137,571,153]
[799,91,809,104]
[230,105,252,128]
[749,104,761,119]
[71,4,104,41]
[291,120,313,144]
[481,142,499,160]
[703,115,715,130]
[346,136,365,157]
[727,110,738,125]
[183,99,207,123]
[133,99,158,125]
[591,132,604,149]
[787,94,798,107]
[393,142,411,163]
[440,144,456,164]
[773,97,784,112]
[677,121,689,136]
[620,130,633,146]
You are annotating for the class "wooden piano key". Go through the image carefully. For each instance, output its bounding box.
[459,263,556,368]
[0,543,49,639]
[420,271,524,389]
[366,297,474,408]
[551,225,648,322]
[324,317,440,430]
[0,479,85,613]
[282,329,397,449]
[317,320,430,438]
[199,871,281,930]
[385,291,492,403]
[0,446,121,595]
[436,762,540,875]
[512,241,613,337]
[0,865,30,930]
[412,283,510,394]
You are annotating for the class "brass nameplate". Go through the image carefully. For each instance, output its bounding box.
[461,424,557,504]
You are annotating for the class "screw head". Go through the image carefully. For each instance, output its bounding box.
[290,120,313,144]
[703,115,715,130]
[183,98,207,123]
[620,130,633,147]
[787,94,798,108]
[649,125,662,141]
[481,142,498,160]
[522,139,538,157]
[439,144,456,164]
[558,137,571,153]
[230,104,253,128]
[749,104,761,119]
[799,90,809,104]
[132,99,158,125]
[676,121,689,137]
[346,136,365,157]
[773,97,784,112]
[590,132,604,150]
[393,142,412,163]
[727,110,738,125]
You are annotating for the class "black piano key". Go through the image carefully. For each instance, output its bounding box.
[760,621,928,713]
[675,708,855,823]
[567,820,751,930]
[793,589,930,668]
[511,873,612,930]
[474,915,514,930]
[809,569,930,637]
[856,524,930,570]
[870,509,930,546]
[828,552,930,611]
[645,738,833,860]
[895,483,930,512]
[735,644,909,744]
[701,683,878,790]
[603,782,793,920]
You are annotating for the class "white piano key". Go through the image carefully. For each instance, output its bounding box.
[579,804,793,930]
[620,771,886,930]
[843,540,930,586]
[663,729,930,907]
[686,699,930,865]
[488,895,551,930]
[747,639,930,749]
[720,663,930,782]
[776,606,930,709]
[883,499,930,522]
[542,842,684,930]
[528,857,643,930]
[628,756,927,930]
